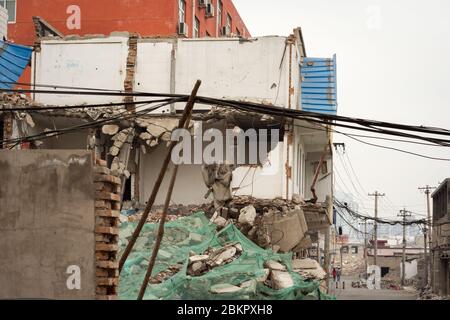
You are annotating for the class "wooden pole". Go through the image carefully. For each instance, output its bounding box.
[137,164,179,300]
[118,80,201,273]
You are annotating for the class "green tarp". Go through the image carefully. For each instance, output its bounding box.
[118,212,335,300]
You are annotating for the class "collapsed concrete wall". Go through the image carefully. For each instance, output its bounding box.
[0,150,95,299]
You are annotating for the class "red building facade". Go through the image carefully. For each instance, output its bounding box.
[7,0,250,46]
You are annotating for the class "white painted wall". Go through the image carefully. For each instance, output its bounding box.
[231,142,285,199]
[33,36,299,111]
[401,259,418,280]
[139,144,209,205]
[173,37,293,109]
[33,36,129,105]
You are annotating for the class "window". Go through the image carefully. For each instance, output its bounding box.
[351,246,358,254]
[178,0,186,23]
[217,0,223,27]
[226,13,232,35]
[0,0,16,23]
[193,16,200,38]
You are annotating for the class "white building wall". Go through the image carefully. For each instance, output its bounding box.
[32,35,317,203]
[33,36,129,105]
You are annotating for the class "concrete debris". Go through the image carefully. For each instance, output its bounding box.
[292,258,327,280]
[292,194,305,205]
[202,164,233,210]
[148,263,183,284]
[109,146,120,156]
[24,113,35,127]
[102,124,120,135]
[264,260,287,271]
[210,283,242,294]
[269,270,294,289]
[238,205,257,226]
[139,132,152,140]
[187,242,243,277]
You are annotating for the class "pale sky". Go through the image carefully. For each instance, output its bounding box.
[233,0,450,218]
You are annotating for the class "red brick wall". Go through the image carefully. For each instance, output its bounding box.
[8,0,249,46]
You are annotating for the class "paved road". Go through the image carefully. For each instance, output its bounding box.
[328,276,418,300]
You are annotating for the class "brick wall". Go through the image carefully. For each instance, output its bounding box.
[94,158,121,300]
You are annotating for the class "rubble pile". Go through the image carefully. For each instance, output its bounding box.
[341,255,366,276]
[135,117,194,149]
[187,242,243,276]
[122,203,213,223]
[0,93,32,107]
[118,212,334,300]
[418,286,448,300]
[380,278,401,290]
[210,195,312,252]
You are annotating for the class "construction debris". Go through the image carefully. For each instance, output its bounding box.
[418,286,448,300]
[148,263,183,284]
[292,258,327,281]
[187,242,243,276]
[118,212,334,300]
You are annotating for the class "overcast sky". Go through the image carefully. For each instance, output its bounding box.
[234,0,450,218]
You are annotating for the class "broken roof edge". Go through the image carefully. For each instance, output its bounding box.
[38,30,303,44]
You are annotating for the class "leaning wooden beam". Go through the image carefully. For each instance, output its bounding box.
[118,80,202,273]
[137,164,180,300]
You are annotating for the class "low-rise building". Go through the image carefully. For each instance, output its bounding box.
[431,178,450,296]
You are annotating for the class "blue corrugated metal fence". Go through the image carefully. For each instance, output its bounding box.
[300,54,338,115]
[0,40,33,90]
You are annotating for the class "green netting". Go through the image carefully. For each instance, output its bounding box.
[118,212,335,300]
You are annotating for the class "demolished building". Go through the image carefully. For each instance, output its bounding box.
[1,28,338,298]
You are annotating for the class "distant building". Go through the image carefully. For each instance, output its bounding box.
[431,179,450,296]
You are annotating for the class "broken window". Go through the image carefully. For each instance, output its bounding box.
[0,0,16,23]
[351,246,358,254]
[381,267,390,277]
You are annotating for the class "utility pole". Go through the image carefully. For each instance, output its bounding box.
[369,191,385,266]
[398,208,412,286]
[423,224,428,288]
[359,221,369,278]
[418,185,436,288]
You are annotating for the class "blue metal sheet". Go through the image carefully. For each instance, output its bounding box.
[0,40,33,90]
[301,54,338,115]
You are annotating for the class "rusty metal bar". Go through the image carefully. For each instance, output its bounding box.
[118,80,201,273]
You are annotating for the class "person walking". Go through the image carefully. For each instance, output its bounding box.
[332,267,337,282]
[336,268,341,283]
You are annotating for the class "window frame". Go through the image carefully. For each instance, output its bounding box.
[0,0,16,24]
[193,16,200,38]
[178,0,186,24]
